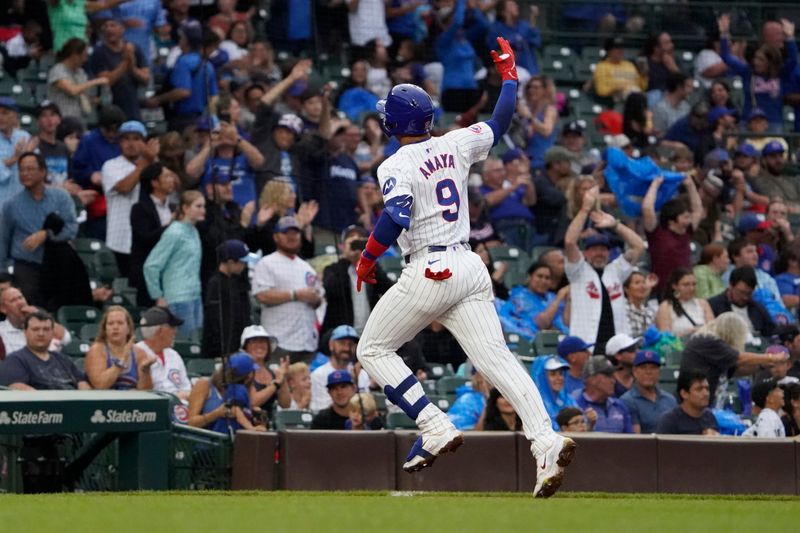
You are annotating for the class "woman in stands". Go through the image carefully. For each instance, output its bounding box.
[479,388,522,431]
[623,270,658,338]
[499,262,569,340]
[656,267,714,338]
[47,38,109,121]
[781,382,800,436]
[187,352,266,434]
[519,75,558,169]
[248,179,316,257]
[693,243,730,300]
[143,191,205,338]
[622,92,654,147]
[84,306,156,390]
[531,355,577,430]
[239,325,291,419]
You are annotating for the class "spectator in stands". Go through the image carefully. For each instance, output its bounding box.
[129,163,176,306]
[751,142,800,213]
[718,14,796,131]
[89,18,150,121]
[531,355,577,430]
[652,72,692,134]
[284,362,312,410]
[743,378,786,438]
[347,0,391,49]
[252,216,324,363]
[448,369,491,430]
[337,60,381,123]
[575,355,634,433]
[209,0,251,36]
[145,23,219,133]
[532,147,573,244]
[642,31,681,105]
[0,286,71,355]
[656,370,719,435]
[656,268,715,338]
[558,335,593,397]
[772,325,800,379]
[754,345,796,384]
[723,238,783,308]
[311,370,357,430]
[0,97,34,206]
[605,333,641,397]
[0,152,78,307]
[219,20,253,70]
[694,243,730,300]
[202,240,253,359]
[642,175,702,295]
[680,312,785,405]
[103,0,167,65]
[1,20,44,78]
[310,325,369,412]
[46,0,129,53]
[48,38,109,122]
[250,179,316,258]
[695,31,738,89]
[33,101,70,189]
[538,248,566,291]
[486,1,540,75]
[471,239,508,300]
[559,121,600,176]
[710,266,776,338]
[240,325,291,419]
[479,155,536,251]
[479,387,522,431]
[144,190,206,337]
[321,226,392,337]
[436,0,484,112]
[622,93,654,149]
[0,310,89,390]
[706,80,738,113]
[663,102,715,164]
[101,120,159,278]
[775,250,800,314]
[782,382,800,436]
[85,305,156,390]
[346,392,383,430]
[623,270,658,339]
[621,350,677,433]
[500,262,569,340]
[764,200,794,254]
[556,407,590,432]
[363,39,391,99]
[136,306,191,401]
[593,37,645,101]
[565,186,645,353]
[519,75,558,170]
[188,352,265,434]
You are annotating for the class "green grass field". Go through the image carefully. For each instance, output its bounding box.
[2,492,798,532]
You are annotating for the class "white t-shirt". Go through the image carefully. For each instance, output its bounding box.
[694,49,724,88]
[378,122,494,257]
[102,155,140,254]
[346,0,391,47]
[219,40,248,62]
[566,254,633,344]
[743,407,785,438]
[309,360,371,413]
[136,341,191,395]
[251,252,324,352]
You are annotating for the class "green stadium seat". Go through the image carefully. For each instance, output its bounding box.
[385,411,417,429]
[534,330,563,356]
[273,409,314,430]
[427,363,454,380]
[373,392,388,412]
[73,238,107,254]
[57,305,101,333]
[62,340,91,357]
[659,366,680,385]
[187,358,218,377]
[72,356,85,372]
[436,376,468,396]
[428,394,451,412]
[174,340,203,359]
[79,323,99,342]
[420,380,437,395]
[93,248,120,283]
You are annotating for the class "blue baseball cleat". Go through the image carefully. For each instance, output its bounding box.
[402,427,464,473]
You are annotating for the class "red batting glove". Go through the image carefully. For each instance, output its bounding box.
[491,36,518,82]
[356,253,377,292]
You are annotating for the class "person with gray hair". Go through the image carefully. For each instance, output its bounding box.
[478,154,537,252]
[679,311,788,406]
[135,306,191,400]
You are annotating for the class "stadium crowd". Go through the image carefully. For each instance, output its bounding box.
[1,0,800,440]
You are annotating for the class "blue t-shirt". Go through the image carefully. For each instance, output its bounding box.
[620,386,678,434]
[387,0,417,38]
[776,272,800,297]
[170,52,219,116]
[287,0,311,40]
[564,373,584,398]
[315,153,361,232]
[479,184,535,223]
[202,154,256,208]
[498,285,567,340]
[575,392,634,433]
[435,0,478,91]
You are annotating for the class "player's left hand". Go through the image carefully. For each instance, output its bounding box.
[355,254,377,292]
[491,36,518,82]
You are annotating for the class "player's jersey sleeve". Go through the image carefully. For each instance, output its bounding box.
[377,163,414,230]
[444,122,495,166]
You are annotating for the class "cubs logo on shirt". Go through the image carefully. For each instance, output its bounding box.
[586,281,600,299]
[168,369,183,388]
[305,271,317,287]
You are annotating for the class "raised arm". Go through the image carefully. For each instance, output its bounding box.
[564,186,597,263]
[718,14,749,76]
[683,174,703,230]
[486,37,518,147]
[641,175,663,233]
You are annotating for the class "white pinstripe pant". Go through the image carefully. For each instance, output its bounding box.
[357,246,556,453]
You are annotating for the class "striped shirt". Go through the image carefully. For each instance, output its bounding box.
[0,186,77,268]
[0,128,32,205]
[102,155,140,254]
[144,221,202,304]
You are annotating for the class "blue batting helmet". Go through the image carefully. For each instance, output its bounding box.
[376,84,434,138]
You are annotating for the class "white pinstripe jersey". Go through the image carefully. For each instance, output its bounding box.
[378,123,495,256]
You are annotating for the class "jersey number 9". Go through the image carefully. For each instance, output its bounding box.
[436,178,460,222]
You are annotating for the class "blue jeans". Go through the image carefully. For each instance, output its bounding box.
[169,298,203,339]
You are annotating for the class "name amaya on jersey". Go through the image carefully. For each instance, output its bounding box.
[377,122,495,257]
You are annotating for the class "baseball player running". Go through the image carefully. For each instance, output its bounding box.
[354,37,576,498]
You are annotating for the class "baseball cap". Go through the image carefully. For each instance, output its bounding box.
[139,306,184,328]
[119,120,147,138]
[766,344,790,358]
[703,148,730,168]
[605,333,642,356]
[544,356,570,371]
[229,352,259,378]
[330,324,360,341]
[273,215,301,233]
[707,106,735,125]
[557,336,594,358]
[240,324,278,352]
[287,79,307,98]
[501,147,526,165]
[34,100,60,117]
[216,239,258,264]
[633,349,662,367]
[762,140,785,157]
[746,108,768,122]
[327,369,354,388]
[544,146,576,165]
[178,21,203,49]
[562,121,584,136]
[774,324,800,343]
[275,114,303,137]
[735,143,758,158]
[582,355,616,379]
[582,233,610,249]
[0,97,18,112]
[737,212,771,233]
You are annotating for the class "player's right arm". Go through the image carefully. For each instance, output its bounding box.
[485,37,518,147]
